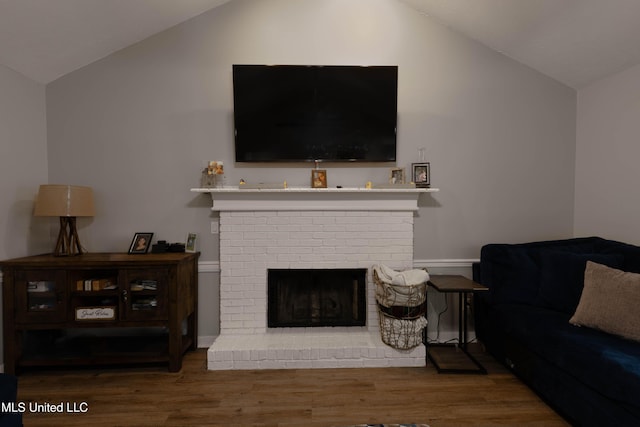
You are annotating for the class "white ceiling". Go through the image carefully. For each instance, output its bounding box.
[402,0,640,89]
[0,0,231,84]
[2,0,640,88]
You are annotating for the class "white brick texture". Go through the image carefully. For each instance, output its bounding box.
[210,209,425,369]
[218,210,414,335]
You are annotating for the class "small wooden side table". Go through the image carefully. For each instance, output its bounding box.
[426,274,488,374]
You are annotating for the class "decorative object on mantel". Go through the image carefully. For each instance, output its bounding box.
[412,162,430,188]
[34,184,95,256]
[310,160,328,188]
[311,169,327,188]
[200,161,225,188]
[412,147,431,188]
[128,232,153,254]
[389,167,405,184]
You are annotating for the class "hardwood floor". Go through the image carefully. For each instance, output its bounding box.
[16,346,569,427]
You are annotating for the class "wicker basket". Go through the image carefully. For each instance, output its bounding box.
[378,310,428,350]
[373,267,428,350]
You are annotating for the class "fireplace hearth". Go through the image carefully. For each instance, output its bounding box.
[268,269,366,328]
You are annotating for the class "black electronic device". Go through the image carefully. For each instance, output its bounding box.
[232,64,398,163]
[151,241,185,253]
[151,240,170,253]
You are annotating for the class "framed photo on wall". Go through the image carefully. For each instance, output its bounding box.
[128,232,153,254]
[412,163,430,188]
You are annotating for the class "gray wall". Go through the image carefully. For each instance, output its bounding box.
[0,64,49,366]
[46,0,577,257]
[43,0,577,339]
[575,62,640,244]
[0,65,49,260]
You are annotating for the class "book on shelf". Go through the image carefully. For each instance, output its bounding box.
[76,279,117,291]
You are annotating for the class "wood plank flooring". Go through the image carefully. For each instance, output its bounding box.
[15,346,569,427]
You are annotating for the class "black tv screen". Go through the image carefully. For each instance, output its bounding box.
[232,65,398,162]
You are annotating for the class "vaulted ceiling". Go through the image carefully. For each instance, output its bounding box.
[0,0,231,84]
[2,0,640,88]
[402,0,640,89]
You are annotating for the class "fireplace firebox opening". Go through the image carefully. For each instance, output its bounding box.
[267,269,367,328]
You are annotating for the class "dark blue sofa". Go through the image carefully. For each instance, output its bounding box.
[0,373,21,427]
[473,237,640,426]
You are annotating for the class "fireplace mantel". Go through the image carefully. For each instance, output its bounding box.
[191,186,439,211]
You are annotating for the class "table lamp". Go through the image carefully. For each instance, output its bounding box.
[34,185,95,256]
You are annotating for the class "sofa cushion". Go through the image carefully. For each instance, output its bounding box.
[594,238,640,273]
[479,245,541,305]
[479,237,604,306]
[536,252,623,314]
[0,373,21,427]
[570,261,640,342]
[492,303,640,409]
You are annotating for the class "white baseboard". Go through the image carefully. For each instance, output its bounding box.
[197,261,220,273]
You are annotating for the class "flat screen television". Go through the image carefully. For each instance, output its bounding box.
[232,64,398,163]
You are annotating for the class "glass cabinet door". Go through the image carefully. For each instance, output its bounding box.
[121,269,168,321]
[15,270,67,323]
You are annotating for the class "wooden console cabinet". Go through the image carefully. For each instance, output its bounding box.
[1,252,199,374]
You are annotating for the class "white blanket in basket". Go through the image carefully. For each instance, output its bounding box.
[375,264,429,286]
[374,265,429,307]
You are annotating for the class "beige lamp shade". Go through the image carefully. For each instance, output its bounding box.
[34,185,95,217]
[34,185,95,256]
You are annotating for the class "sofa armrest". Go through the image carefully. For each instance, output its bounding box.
[0,373,18,404]
[472,261,481,283]
[0,373,21,427]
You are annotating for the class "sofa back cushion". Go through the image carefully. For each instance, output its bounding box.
[594,239,640,273]
[536,251,624,314]
[480,244,540,305]
[479,237,601,306]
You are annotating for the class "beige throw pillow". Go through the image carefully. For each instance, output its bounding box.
[570,261,640,342]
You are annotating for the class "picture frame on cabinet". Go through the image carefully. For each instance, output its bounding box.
[186,233,197,253]
[128,233,153,254]
[412,163,430,188]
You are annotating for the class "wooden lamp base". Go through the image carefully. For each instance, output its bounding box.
[54,216,85,256]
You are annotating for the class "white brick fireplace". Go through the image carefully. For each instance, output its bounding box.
[192,186,438,369]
